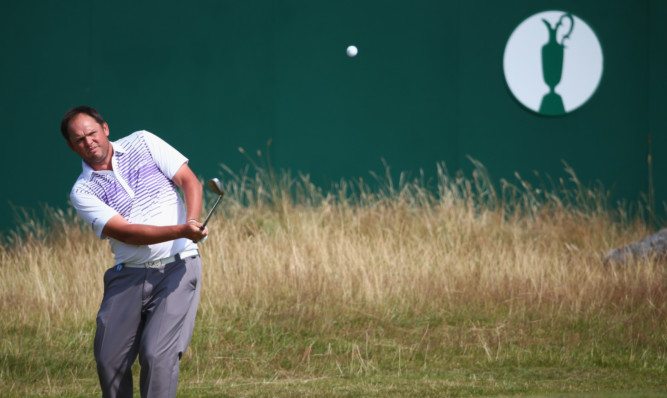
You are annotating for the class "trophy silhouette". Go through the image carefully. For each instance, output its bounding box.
[539,13,574,115]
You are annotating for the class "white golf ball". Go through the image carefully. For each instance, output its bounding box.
[346,45,358,57]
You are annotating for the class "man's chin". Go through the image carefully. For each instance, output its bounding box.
[85,156,107,167]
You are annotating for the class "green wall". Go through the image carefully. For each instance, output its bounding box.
[1,1,665,232]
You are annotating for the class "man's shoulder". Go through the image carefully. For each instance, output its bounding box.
[70,171,95,197]
[113,131,165,158]
[114,130,152,147]
[69,159,94,193]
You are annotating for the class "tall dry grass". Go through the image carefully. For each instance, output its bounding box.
[1,160,665,394]
[0,159,662,330]
[201,160,662,320]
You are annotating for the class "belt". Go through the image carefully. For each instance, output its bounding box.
[122,249,199,269]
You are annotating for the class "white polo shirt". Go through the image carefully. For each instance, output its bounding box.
[70,130,198,265]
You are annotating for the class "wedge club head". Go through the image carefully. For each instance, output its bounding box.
[206,178,224,197]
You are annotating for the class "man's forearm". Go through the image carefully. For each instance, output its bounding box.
[102,216,207,245]
[104,222,187,245]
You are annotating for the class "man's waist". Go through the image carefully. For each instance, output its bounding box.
[121,248,199,269]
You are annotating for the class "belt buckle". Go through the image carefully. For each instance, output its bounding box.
[144,260,162,268]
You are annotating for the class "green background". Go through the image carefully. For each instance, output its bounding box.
[1,0,665,233]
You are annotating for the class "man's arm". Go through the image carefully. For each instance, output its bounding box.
[171,163,203,222]
[102,215,206,245]
[102,163,207,245]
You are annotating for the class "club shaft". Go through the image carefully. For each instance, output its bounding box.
[201,195,222,229]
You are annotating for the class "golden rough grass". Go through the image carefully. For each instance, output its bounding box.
[196,200,663,318]
[0,183,663,331]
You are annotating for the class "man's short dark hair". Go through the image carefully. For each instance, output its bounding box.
[60,106,106,142]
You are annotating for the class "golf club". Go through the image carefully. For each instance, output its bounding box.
[197,178,224,243]
[202,178,224,229]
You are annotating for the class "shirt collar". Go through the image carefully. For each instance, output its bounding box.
[80,141,127,181]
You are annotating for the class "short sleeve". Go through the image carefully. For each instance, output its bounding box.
[140,131,188,179]
[70,186,118,239]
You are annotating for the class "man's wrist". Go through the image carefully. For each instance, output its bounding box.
[187,219,198,223]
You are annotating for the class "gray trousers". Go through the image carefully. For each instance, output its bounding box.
[94,254,201,398]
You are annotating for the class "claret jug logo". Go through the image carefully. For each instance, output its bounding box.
[503,11,604,116]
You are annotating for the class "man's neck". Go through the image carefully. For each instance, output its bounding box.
[88,145,114,172]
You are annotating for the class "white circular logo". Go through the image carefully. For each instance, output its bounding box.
[503,11,604,116]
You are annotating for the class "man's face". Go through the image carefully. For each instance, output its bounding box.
[66,113,111,168]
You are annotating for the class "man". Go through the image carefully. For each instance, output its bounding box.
[62,105,208,397]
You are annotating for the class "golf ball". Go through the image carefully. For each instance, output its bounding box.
[346,45,358,57]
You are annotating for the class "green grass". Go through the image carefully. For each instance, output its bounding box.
[3,313,664,397]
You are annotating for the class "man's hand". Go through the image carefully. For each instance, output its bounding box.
[184,219,208,243]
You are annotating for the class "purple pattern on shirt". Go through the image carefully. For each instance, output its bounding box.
[74,133,180,222]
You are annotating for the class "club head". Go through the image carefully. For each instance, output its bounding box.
[206,178,224,196]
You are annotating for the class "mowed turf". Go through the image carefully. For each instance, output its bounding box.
[1,164,665,396]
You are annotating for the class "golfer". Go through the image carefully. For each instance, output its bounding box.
[62,105,208,397]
